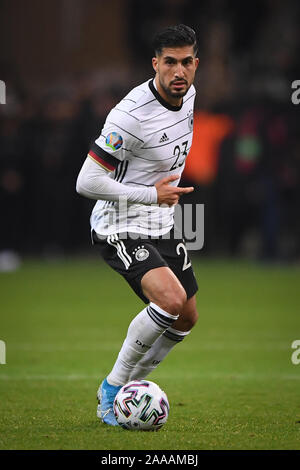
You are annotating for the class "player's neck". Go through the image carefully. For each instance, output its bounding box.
[154,76,183,108]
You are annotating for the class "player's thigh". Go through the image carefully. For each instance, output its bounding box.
[157,234,198,301]
[141,266,187,315]
[93,231,171,303]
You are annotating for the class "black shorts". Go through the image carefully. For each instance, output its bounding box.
[92,228,198,304]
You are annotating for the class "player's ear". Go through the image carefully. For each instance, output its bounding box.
[152,57,158,73]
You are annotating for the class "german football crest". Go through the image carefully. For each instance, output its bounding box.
[188,111,194,131]
[132,246,150,262]
[105,132,123,151]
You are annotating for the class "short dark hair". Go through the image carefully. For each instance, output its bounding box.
[153,24,198,56]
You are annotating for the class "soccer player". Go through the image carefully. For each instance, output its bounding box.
[76,24,199,426]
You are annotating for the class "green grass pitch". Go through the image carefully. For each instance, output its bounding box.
[0,257,299,450]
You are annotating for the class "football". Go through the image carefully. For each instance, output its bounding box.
[113,380,169,431]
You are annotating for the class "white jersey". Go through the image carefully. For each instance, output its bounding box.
[89,78,196,236]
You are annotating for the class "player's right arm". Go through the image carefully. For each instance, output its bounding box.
[76,109,193,206]
[76,156,157,205]
[76,112,159,205]
[76,158,194,206]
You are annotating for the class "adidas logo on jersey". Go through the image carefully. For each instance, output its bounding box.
[159,132,169,143]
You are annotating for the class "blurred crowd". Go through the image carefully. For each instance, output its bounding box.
[0,0,299,262]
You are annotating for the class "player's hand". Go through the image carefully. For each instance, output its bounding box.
[155,175,194,206]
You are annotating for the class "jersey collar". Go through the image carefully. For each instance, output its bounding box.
[149,79,183,112]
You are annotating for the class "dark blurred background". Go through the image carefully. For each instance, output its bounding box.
[0,0,299,264]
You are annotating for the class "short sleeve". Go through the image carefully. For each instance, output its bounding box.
[88,108,144,171]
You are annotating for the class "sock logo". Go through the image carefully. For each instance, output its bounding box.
[136,339,151,350]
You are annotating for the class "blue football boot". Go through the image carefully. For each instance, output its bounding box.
[96,378,122,426]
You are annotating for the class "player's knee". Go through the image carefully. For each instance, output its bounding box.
[159,288,187,317]
[185,309,199,329]
[176,306,199,331]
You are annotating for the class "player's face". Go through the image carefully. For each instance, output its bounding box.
[152,45,199,106]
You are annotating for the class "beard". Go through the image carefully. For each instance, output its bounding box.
[159,78,190,99]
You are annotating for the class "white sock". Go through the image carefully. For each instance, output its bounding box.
[107,303,178,386]
[128,327,191,381]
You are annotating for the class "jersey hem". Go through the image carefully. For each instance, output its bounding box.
[91,225,174,239]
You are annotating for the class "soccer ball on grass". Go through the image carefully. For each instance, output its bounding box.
[113,380,169,431]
